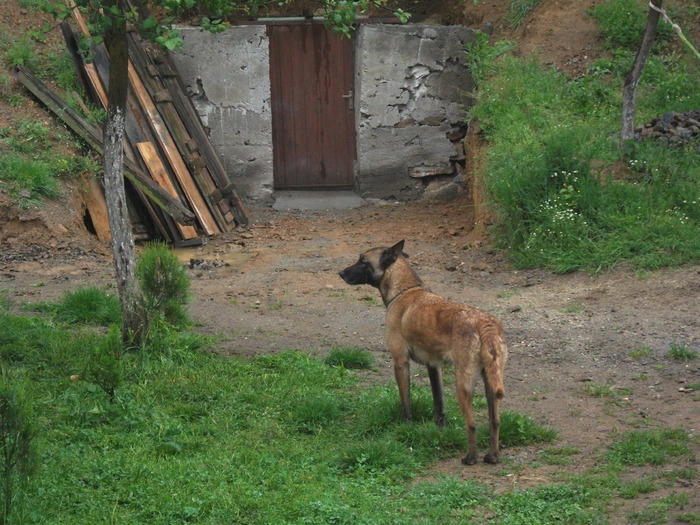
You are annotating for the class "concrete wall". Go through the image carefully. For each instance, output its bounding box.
[171,23,475,203]
[356,24,475,201]
[173,26,273,200]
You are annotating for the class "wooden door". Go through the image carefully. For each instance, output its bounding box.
[269,24,356,189]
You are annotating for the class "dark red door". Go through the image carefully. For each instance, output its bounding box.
[269,24,356,189]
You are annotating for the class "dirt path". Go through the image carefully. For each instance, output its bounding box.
[2,198,698,521]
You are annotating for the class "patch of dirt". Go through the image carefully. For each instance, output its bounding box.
[1,0,698,522]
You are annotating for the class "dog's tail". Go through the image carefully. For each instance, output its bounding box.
[479,322,507,399]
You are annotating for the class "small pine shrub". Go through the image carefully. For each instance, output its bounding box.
[137,242,191,333]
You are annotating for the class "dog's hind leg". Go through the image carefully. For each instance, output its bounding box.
[482,371,502,464]
[456,371,478,465]
[427,365,446,427]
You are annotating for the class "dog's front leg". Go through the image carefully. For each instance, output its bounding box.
[427,365,446,427]
[393,358,412,420]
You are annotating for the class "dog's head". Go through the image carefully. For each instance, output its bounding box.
[339,240,408,288]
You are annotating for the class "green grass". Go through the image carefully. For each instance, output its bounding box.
[629,345,654,359]
[0,153,61,208]
[26,286,121,325]
[606,428,692,466]
[2,288,698,523]
[470,8,700,273]
[590,0,676,50]
[325,346,374,369]
[508,0,542,29]
[0,295,579,524]
[667,343,697,362]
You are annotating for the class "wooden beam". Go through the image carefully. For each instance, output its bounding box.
[136,142,198,239]
[12,66,195,226]
[80,172,111,242]
[127,61,220,236]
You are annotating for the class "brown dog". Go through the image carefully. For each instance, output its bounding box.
[339,240,508,465]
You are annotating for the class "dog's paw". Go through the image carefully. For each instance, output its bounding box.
[483,453,499,464]
[461,453,477,466]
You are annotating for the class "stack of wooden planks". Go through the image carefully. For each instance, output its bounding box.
[16,7,248,245]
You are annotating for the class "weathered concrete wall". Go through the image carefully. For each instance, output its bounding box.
[356,24,475,201]
[171,23,475,203]
[172,26,273,200]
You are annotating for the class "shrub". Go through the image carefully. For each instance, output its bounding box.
[137,242,191,334]
[84,324,124,402]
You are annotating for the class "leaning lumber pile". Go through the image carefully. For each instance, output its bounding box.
[14,9,247,245]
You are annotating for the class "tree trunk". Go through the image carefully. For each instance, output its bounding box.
[621,0,663,148]
[103,0,145,345]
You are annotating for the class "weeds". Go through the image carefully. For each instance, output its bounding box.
[0,370,38,523]
[27,286,121,325]
[0,153,60,208]
[325,346,374,369]
[666,343,697,362]
[508,0,542,29]
[470,6,700,272]
[629,345,654,359]
[606,428,691,466]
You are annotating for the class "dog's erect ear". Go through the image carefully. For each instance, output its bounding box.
[380,240,407,269]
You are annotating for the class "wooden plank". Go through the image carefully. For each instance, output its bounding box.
[125,33,231,232]
[12,66,195,226]
[60,20,183,241]
[147,44,249,226]
[80,172,111,243]
[136,142,198,239]
[127,61,220,236]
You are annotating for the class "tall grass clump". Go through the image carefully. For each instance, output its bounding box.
[0,153,60,208]
[35,286,121,326]
[590,0,675,50]
[469,40,700,272]
[509,0,542,29]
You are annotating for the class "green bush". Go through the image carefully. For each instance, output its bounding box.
[85,324,124,402]
[137,242,191,332]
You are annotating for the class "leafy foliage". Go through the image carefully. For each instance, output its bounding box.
[85,324,124,401]
[471,46,700,272]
